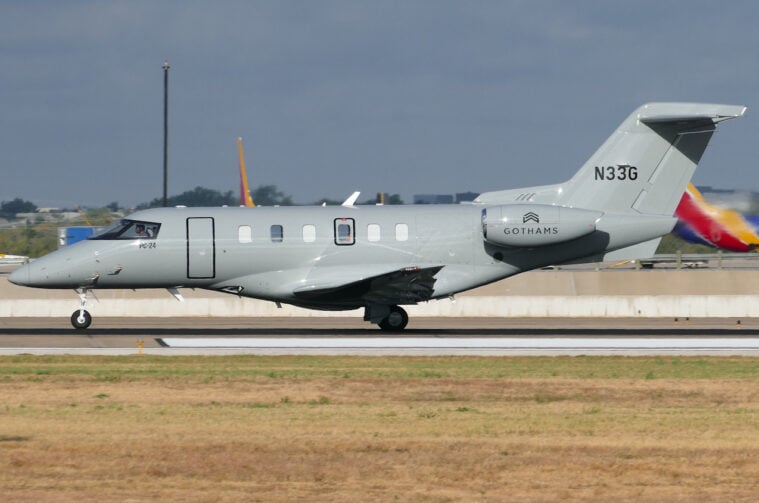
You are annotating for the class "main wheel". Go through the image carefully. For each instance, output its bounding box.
[378,306,408,331]
[70,310,92,330]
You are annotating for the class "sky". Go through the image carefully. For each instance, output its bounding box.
[3,1,759,208]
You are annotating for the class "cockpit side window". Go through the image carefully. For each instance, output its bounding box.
[89,219,161,240]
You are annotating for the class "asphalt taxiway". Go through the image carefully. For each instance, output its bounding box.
[1,317,759,356]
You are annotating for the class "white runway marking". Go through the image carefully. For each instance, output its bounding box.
[156,337,759,356]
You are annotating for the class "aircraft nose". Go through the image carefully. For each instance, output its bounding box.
[9,260,56,288]
[8,264,30,286]
[8,249,99,289]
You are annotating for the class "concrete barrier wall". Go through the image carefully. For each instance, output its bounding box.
[3,269,759,318]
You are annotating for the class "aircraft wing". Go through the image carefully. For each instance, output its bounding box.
[292,265,443,306]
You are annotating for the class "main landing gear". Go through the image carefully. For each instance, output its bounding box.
[379,306,409,331]
[71,288,92,329]
[366,304,409,331]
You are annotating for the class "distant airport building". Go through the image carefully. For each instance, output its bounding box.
[16,211,80,222]
[414,194,454,204]
[455,192,479,203]
[413,192,479,204]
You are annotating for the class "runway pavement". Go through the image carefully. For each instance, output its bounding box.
[1,316,759,355]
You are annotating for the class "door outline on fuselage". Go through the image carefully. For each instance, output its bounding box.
[334,218,355,246]
[186,217,216,279]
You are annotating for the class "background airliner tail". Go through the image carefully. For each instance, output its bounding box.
[238,137,255,207]
[674,183,759,251]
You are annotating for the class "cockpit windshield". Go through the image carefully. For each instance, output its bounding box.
[89,219,161,240]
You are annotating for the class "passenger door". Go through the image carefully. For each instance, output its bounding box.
[186,217,215,279]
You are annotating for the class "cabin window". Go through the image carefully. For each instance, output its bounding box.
[367,223,381,242]
[395,223,409,242]
[302,224,316,243]
[238,225,252,243]
[270,225,283,243]
[334,218,355,246]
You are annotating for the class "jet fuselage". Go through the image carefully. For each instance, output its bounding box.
[12,204,599,305]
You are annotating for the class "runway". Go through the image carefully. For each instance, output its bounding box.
[158,336,759,356]
[1,316,759,355]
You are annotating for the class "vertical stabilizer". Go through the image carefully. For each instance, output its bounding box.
[238,137,255,207]
[557,102,745,215]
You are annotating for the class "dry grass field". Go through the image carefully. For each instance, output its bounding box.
[1,355,759,502]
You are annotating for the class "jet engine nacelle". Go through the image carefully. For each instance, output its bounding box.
[481,204,602,247]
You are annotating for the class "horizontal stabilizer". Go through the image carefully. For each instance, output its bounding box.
[638,103,746,124]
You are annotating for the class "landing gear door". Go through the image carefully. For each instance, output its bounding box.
[186,217,215,279]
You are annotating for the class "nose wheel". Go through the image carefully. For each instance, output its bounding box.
[70,288,93,329]
[70,309,92,329]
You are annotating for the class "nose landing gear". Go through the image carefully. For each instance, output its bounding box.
[71,288,92,329]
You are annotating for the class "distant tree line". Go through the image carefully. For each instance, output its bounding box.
[2,186,405,217]
[0,198,37,218]
[136,186,401,208]
[135,185,298,208]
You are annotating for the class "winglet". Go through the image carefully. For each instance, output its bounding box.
[237,137,255,207]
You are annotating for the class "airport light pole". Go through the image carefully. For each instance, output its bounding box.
[162,60,170,207]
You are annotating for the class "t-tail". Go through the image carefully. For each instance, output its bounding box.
[238,137,255,207]
[476,102,746,259]
[558,102,746,215]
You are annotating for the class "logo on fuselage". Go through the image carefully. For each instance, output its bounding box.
[504,226,559,236]
[505,212,558,236]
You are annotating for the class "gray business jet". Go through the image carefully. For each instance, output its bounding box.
[9,102,746,330]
